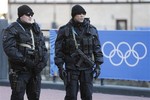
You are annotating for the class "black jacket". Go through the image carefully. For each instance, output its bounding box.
[55,18,103,70]
[2,19,48,70]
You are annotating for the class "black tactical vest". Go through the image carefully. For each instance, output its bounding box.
[7,22,43,60]
[63,24,95,57]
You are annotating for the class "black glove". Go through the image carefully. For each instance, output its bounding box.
[24,58,36,69]
[58,67,66,80]
[34,62,46,74]
[93,65,101,79]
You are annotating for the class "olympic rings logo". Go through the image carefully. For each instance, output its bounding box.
[102,41,147,67]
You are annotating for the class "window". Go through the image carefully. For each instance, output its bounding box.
[116,19,127,30]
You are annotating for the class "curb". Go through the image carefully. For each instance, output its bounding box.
[1,80,150,97]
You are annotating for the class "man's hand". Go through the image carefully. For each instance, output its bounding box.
[58,67,67,80]
[34,62,46,74]
[93,65,101,79]
[24,58,36,69]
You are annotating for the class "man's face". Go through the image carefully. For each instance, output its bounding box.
[73,14,85,23]
[20,13,34,24]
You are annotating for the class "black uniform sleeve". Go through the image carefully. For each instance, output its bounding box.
[54,27,65,68]
[2,28,25,63]
[40,32,48,65]
[92,27,104,65]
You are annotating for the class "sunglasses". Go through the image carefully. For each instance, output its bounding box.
[25,13,34,17]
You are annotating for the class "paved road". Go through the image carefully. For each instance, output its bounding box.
[0,86,149,100]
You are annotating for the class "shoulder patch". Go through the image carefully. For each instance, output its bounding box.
[90,24,97,30]
[59,24,67,30]
[5,22,18,35]
[8,22,17,28]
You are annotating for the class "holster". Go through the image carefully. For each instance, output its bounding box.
[9,71,19,91]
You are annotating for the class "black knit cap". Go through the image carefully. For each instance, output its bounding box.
[18,5,34,18]
[71,5,86,18]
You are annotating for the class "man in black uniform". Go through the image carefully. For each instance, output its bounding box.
[55,5,103,100]
[2,5,48,100]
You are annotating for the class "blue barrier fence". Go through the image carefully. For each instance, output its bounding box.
[50,30,150,81]
[50,30,58,76]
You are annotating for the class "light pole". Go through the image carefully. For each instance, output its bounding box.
[130,0,133,30]
[52,0,57,29]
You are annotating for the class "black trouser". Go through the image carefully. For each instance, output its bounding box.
[65,69,93,100]
[9,71,41,100]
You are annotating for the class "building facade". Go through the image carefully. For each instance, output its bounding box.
[7,0,150,30]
